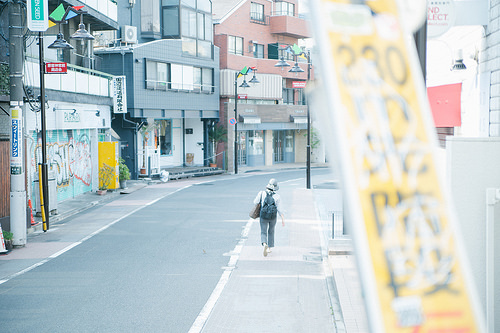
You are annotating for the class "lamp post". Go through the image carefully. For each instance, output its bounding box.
[275,46,312,189]
[234,68,259,174]
[36,7,93,231]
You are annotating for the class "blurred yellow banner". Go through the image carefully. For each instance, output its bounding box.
[309,0,484,331]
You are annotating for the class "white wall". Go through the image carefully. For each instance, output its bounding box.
[447,137,500,329]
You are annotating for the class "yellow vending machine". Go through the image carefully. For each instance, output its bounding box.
[98,142,119,190]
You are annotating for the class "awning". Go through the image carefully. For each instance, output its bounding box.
[290,115,307,124]
[239,115,261,124]
[427,83,462,127]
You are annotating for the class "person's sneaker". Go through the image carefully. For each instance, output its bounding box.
[263,243,268,257]
[267,248,272,254]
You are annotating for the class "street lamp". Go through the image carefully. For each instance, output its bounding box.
[234,67,259,174]
[275,45,312,189]
[37,6,91,231]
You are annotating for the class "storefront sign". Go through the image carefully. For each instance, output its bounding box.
[64,111,81,123]
[45,62,67,74]
[10,107,22,175]
[112,76,127,114]
[238,94,248,99]
[427,0,455,38]
[309,0,484,331]
[27,0,48,32]
[293,81,307,88]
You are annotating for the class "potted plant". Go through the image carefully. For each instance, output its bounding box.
[3,230,13,251]
[119,157,130,189]
[208,124,227,167]
[97,163,114,195]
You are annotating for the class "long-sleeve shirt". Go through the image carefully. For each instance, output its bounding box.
[254,189,283,217]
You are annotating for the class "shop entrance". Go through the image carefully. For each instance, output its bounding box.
[273,130,294,163]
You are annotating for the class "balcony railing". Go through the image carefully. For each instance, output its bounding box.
[250,13,270,25]
[25,57,113,98]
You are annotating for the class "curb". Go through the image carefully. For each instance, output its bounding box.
[29,183,148,233]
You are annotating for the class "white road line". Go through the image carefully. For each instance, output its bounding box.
[0,185,193,286]
[188,218,254,333]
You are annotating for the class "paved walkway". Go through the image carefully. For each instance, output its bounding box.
[2,163,369,332]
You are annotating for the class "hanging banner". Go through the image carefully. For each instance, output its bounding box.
[10,106,22,175]
[27,0,49,32]
[308,0,485,332]
[112,76,127,114]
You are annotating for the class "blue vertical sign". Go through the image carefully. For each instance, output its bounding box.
[10,107,22,175]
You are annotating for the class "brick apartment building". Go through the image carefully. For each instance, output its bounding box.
[213,0,321,171]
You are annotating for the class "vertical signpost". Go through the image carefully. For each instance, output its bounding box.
[308,0,485,331]
[27,0,50,232]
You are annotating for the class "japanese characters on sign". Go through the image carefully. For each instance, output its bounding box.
[45,62,67,74]
[10,107,22,175]
[112,76,127,114]
[308,0,484,331]
[293,81,307,88]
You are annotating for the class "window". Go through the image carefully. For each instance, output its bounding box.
[142,0,161,34]
[198,0,211,13]
[248,131,264,156]
[198,40,212,58]
[171,63,184,89]
[229,36,243,55]
[162,7,180,38]
[251,2,265,22]
[275,1,295,16]
[182,8,197,38]
[159,120,173,156]
[202,68,213,92]
[253,44,264,58]
[146,60,169,90]
[283,88,294,105]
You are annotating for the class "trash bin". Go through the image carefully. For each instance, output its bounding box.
[186,153,194,166]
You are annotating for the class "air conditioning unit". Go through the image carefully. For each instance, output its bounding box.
[122,25,137,44]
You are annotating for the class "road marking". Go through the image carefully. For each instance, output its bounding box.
[0,185,193,286]
[188,218,254,333]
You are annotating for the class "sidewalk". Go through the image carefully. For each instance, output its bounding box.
[2,164,368,332]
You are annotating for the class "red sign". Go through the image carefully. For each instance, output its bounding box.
[45,62,67,74]
[293,81,306,88]
[427,83,462,127]
[238,94,247,99]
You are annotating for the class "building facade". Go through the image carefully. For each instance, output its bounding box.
[95,0,220,178]
[213,0,322,172]
[0,1,120,223]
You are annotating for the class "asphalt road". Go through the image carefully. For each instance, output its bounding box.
[0,168,333,332]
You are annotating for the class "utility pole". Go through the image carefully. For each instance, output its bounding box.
[9,0,27,246]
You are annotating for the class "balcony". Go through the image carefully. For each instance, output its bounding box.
[269,15,311,39]
[24,58,113,98]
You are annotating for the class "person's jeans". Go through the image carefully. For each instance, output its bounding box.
[260,219,277,247]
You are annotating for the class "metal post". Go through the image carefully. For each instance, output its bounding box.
[234,72,238,174]
[39,32,49,231]
[306,50,311,189]
[9,0,27,246]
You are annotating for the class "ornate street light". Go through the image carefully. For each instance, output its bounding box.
[234,67,259,174]
[275,45,312,189]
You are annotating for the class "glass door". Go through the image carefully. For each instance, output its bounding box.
[238,131,247,165]
[273,131,284,163]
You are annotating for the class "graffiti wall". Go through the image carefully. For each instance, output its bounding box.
[31,129,93,202]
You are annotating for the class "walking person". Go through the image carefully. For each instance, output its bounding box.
[253,178,285,256]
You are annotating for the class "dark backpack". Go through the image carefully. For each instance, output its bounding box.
[260,191,277,220]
